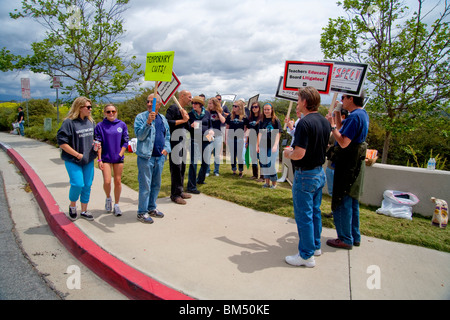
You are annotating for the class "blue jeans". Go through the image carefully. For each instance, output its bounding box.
[292,167,326,259]
[137,155,166,214]
[188,141,211,191]
[19,122,24,136]
[65,160,95,204]
[333,195,361,246]
[260,147,278,182]
[206,135,223,175]
[325,167,334,196]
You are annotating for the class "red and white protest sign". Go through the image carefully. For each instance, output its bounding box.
[283,61,334,94]
[158,71,181,106]
[325,60,368,96]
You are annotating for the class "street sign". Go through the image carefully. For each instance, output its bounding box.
[53,76,61,89]
[21,78,31,99]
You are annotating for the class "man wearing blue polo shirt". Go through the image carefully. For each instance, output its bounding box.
[326,92,369,249]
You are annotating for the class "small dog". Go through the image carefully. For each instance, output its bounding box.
[431,197,448,229]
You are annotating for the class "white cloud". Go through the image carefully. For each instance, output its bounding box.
[1,0,438,103]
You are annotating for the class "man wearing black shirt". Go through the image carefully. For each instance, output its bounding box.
[283,87,331,268]
[165,90,191,205]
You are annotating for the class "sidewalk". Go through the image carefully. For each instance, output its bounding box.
[1,132,449,300]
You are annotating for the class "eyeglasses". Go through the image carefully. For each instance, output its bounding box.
[106,110,117,114]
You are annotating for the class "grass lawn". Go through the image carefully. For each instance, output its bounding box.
[121,152,450,253]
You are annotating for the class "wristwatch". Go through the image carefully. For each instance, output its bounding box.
[331,126,337,131]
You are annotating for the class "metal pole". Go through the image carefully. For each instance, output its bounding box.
[56,87,60,124]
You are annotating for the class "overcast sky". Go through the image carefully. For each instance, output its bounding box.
[0,0,443,103]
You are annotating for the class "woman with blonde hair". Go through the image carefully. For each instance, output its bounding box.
[207,97,226,176]
[57,97,97,221]
[95,104,129,216]
[225,100,248,177]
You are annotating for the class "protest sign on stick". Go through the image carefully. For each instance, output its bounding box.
[145,51,175,111]
[325,60,368,97]
[283,61,333,94]
[325,60,368,115]
[247,94,259,112]
[158,71,183,111]
[275,76,298,129]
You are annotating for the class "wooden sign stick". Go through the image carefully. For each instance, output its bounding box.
[328,92,338,115]
[283,101,294,130]
[172,95,183,112]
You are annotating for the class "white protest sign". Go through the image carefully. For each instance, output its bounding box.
[247,94,259,108]
[158,72,181,106]
[283,60,334,94]
[276,76,298,102]
[326,60,368,96]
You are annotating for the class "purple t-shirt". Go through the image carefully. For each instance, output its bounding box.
[95,118,129,163]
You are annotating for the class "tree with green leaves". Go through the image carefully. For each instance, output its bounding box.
[1,0,143,101]
[320,0,449,163]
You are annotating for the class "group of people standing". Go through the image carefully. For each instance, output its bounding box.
[56,85,369,268]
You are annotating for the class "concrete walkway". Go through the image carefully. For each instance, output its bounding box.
[0,132,449,300]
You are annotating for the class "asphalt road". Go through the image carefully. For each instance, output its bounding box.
[0,171,60,300]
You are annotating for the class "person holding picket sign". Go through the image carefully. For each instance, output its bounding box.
[166,90,191,205]
[134,93,171,224]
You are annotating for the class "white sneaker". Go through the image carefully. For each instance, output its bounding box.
[105,197,112,212]
[314,249,322,256]
[113,204,122,216]
[285,253,315,267]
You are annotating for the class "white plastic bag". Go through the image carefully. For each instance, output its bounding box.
[128,138,137,153]
[376,190,420,220]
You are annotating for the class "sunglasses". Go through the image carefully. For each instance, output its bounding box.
[192,102,202,105]
[106,110,117,114]
[233,105,239,108]
[341,95,348,101]
[252,105,259,109]
[84,105,92,110]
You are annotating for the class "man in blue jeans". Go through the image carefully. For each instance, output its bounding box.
[134,94,171,224]
[283,87,331,267]
[326,92,369,249]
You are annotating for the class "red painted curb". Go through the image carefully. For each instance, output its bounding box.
[1,143,193,300]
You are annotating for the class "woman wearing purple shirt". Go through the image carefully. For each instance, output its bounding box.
[95,104,129,216]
